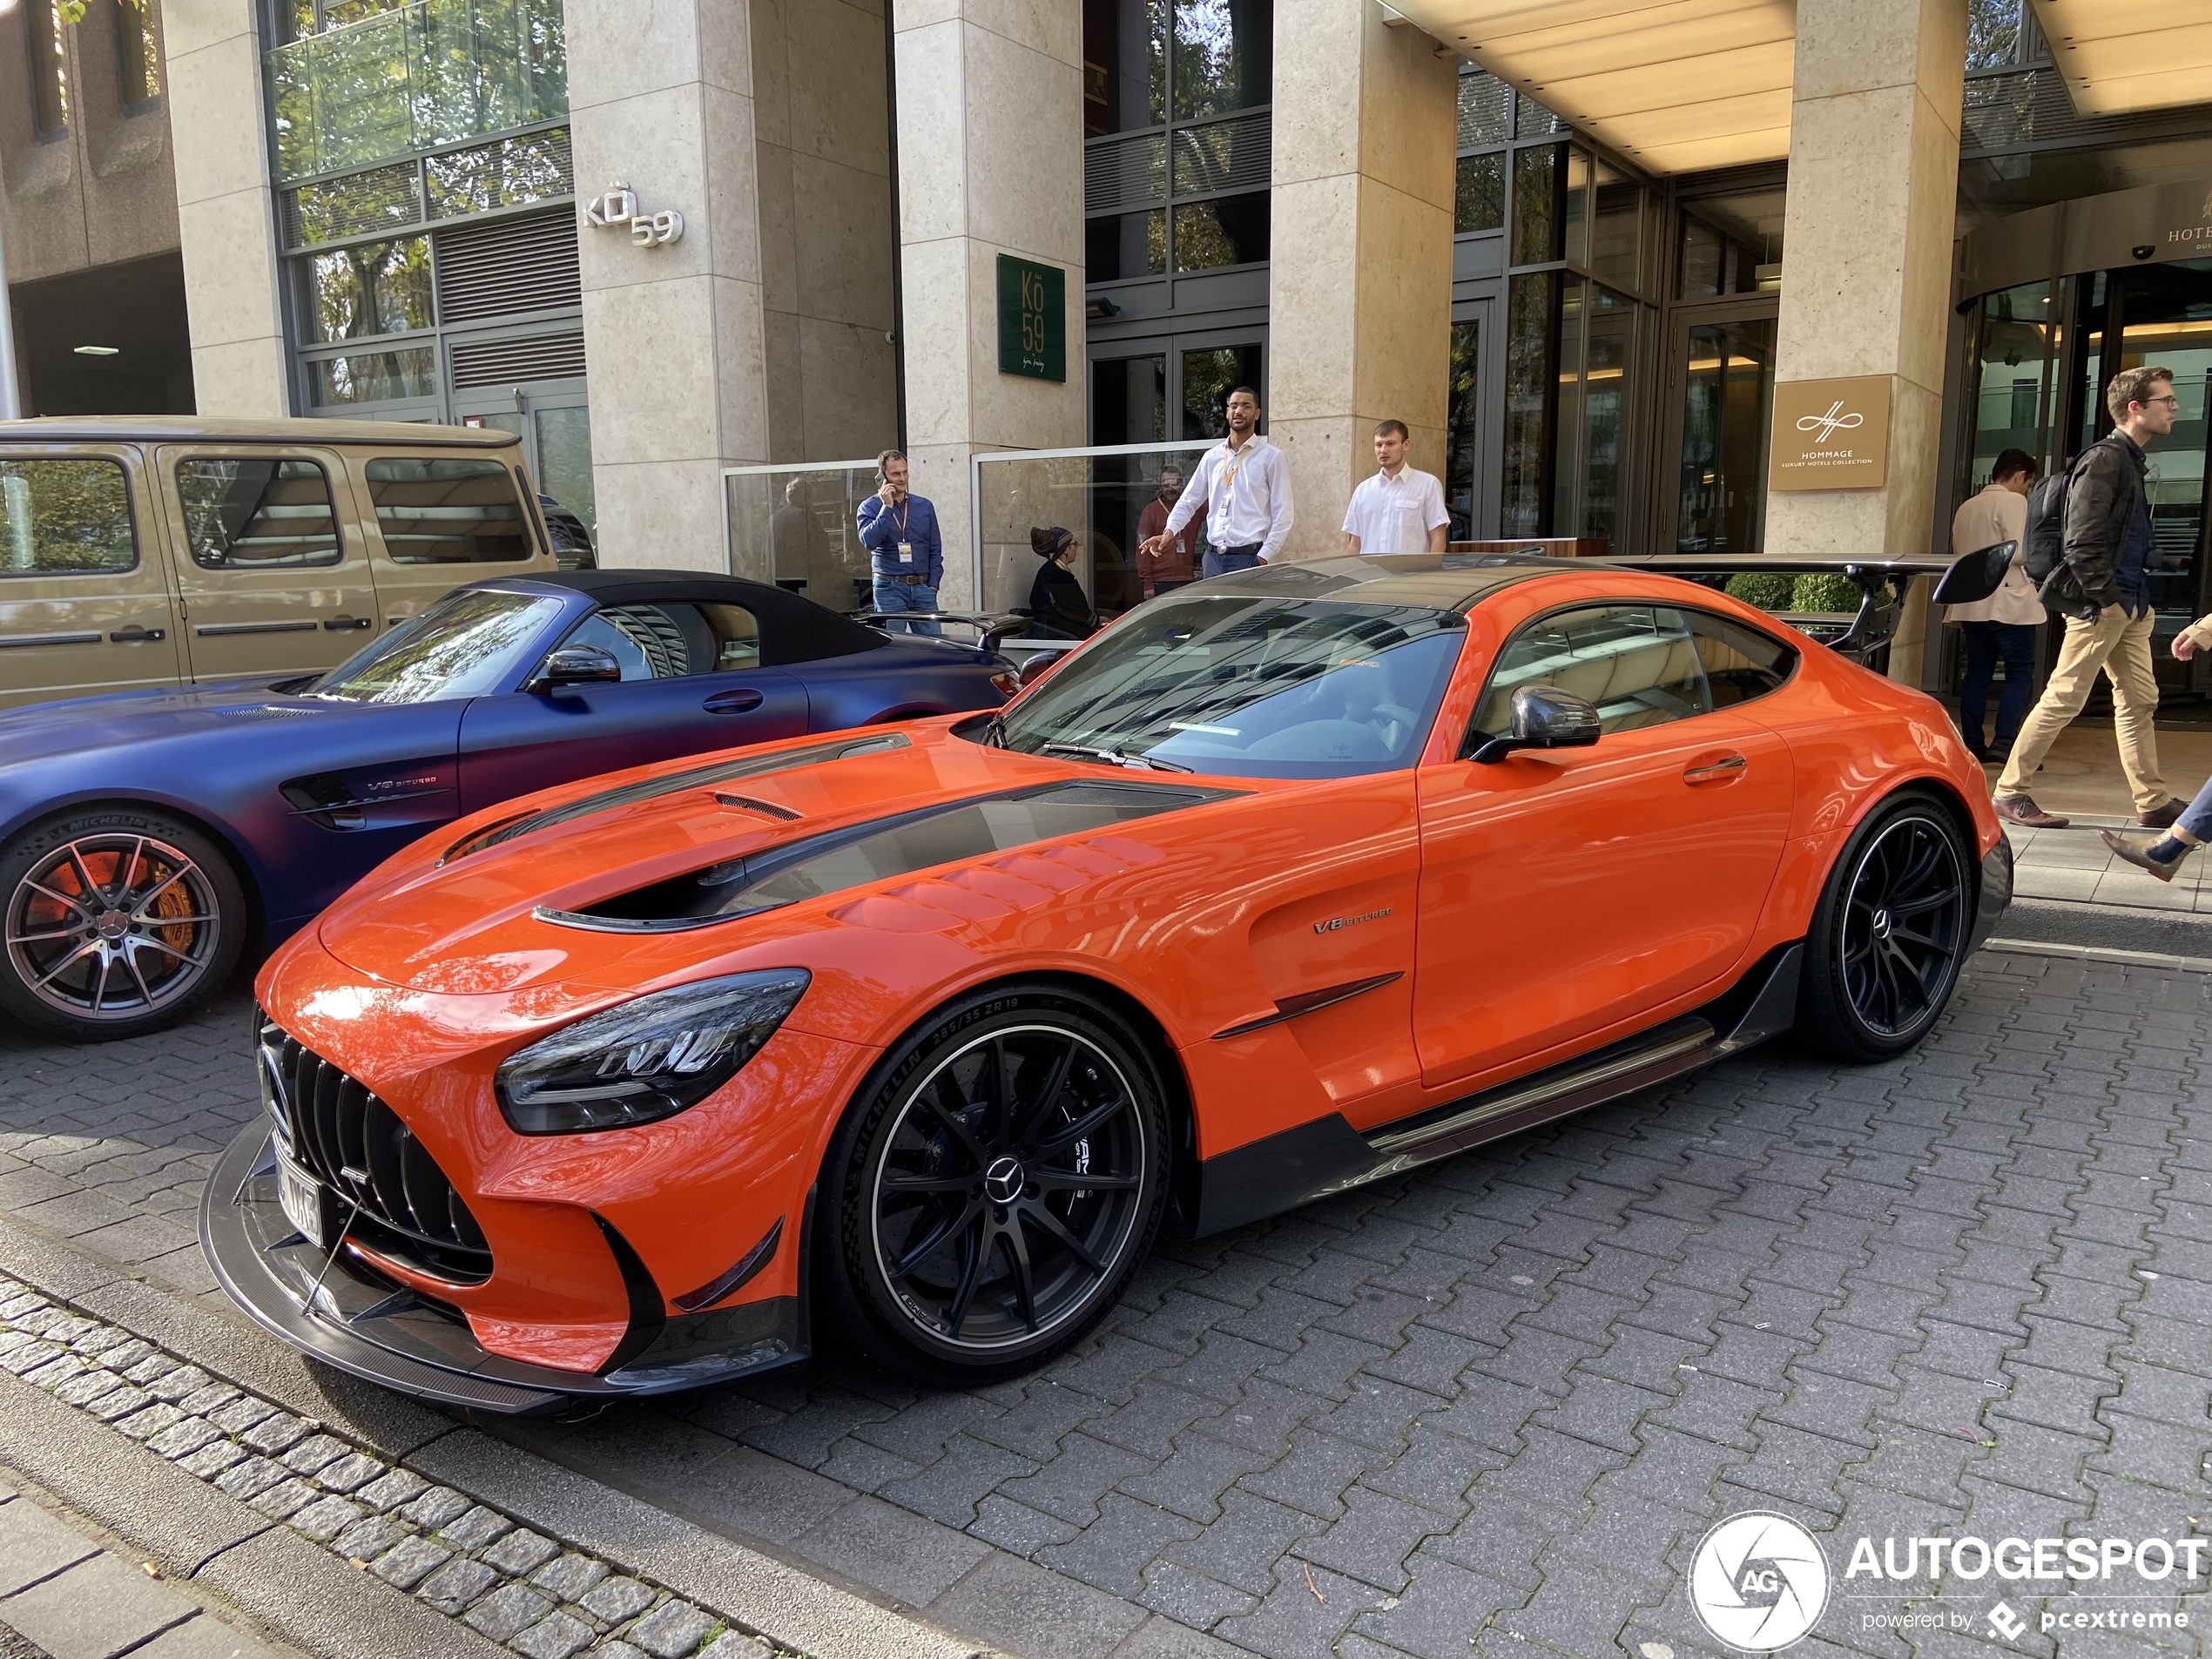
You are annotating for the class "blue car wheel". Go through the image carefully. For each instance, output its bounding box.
[0,807,246,1042]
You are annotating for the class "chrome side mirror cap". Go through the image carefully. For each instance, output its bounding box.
[525,644,624,693]
[1467,685,1602,764]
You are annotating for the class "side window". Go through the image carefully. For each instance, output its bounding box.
[0,459,136,577]
[1472,604,1710,739]
[559,604,759,680]
[365,457,532,563]
[176,457,340,570]
[1689,612,1797,710]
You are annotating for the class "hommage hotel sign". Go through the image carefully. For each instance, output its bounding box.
[1770,375,1892,489]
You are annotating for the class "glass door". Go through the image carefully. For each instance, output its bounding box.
[1445,300,1494,540]
[456,386,596,550]
[1666,302,1776,555]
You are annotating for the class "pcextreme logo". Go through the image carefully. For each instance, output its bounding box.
[1689,1514,1830,1651]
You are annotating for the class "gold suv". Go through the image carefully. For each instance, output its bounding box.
[0,417,561,707]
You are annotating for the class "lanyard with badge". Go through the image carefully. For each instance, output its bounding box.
[893,498,916,567]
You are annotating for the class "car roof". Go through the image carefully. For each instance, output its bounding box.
[486,568,890,667]
[1198,552,1611,613]
[0,416,520,449]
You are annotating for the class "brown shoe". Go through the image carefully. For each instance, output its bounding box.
[1994,795,2068,829]
[2139,797,2188,829]
[2101,828,2189,882]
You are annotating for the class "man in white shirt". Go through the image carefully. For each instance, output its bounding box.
[1342,421,1449,556]
[1140,386,1293,577]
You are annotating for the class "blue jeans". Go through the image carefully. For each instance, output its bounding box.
[1957,621,2037,755]
[1202,544,1262,579]
[873,577,941,636]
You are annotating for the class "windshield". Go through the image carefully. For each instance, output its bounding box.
[312,589,565,705]
[991,594,1467,779]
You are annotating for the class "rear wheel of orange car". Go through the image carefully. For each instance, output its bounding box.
[1797,792,1972,1063]
[0,807,247,1043]
[820,984,1170,1383]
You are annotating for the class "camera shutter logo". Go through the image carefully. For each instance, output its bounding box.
[1689,1513,1830,1651]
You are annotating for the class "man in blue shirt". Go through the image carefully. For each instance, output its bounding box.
[855,449,942,635]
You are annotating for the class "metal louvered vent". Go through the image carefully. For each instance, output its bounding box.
[255,1007,491,1285]
[1085,131,1168,214]
[1960,68,2204,156]
[432,207,581,323]
[449,330,587,388]
[1172,112,1270,199]
[282,163,422,250]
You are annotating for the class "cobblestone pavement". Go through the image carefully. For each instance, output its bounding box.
[3,948,2211,1659]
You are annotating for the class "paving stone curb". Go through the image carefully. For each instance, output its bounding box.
[0,1273,786,1659]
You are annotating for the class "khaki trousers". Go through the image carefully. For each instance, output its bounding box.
[1995,606,2168,812]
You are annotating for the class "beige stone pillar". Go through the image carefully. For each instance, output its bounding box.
[1265,3,1457,561]
[568,0,767,570]
[165,0,288,415]
[1766,0,1966,678]
[893,1,1086,610]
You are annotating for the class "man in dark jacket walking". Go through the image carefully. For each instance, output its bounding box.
[1993,366,2188,829]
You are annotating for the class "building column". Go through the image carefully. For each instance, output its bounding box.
[1766,0,1966,677]
[893,1,1086,609]
[165,0,288,415]
[1264,2,1457,561]
[568,0,769,570]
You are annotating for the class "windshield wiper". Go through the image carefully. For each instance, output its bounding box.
[1039,741,1191,773]
[984,711,1008,748]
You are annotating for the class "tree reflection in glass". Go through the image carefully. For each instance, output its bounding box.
[303,238,431,343]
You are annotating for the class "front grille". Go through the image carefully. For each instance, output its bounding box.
[256,1008,492,1285]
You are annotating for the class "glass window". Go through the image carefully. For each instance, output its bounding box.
[313,589,563,704]
[1580,287,1636,542]
[1501,272,1557,536]
[1171,0,1270,121]
[1454,153,1504,234]
[558,603,759,680]
[1688,611,1797,709]
[299,238,432,342]
[1676,315,1777,554]
[1676,192,1784,300]
[308,347,436,406]
[1445,319,1480,540]
[997,594,1467,780]
[1087,209,1167,280]
[1589,161,1641,291]
[1963,281,2055,488]
[1515,93,1563,138]
[1181,343,1262,440]
[116,0,158,110]
[28,0,66,137]
[365,457,533,563]
[1966,0,2020,70]
[534,406,596,546]
[1473,604,1710,740]
[0,460,135,577]
[1511,145,1564,266]
[1172,192,1268,272]
[1457,70,1509,148]
[1083,0,1166,135]
[1094,354,1168,445]
[176,458,341,570]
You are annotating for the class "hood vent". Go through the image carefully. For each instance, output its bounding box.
[536,778,1240,934]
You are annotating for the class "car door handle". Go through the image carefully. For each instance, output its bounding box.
[1683,754,1749,784]
[704,688,765,713]
[323,615,374,631]
[108,625,166,643]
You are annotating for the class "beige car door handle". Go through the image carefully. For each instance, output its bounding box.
[1683,754,1748,783]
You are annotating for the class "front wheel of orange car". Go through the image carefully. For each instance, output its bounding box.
[1797,792,1972,1063]
[820,986,1170,1384]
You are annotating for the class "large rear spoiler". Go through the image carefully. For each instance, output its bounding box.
[1602,556,1952,664]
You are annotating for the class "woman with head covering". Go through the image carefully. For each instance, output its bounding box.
[1026,526,1097,640]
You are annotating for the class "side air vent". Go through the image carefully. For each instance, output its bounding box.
[449,330,587,388]
[432,207,581,323]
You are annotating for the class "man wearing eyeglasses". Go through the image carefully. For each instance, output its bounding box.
[1994,366,2187,830]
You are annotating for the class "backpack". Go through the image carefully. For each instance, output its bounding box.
[2022,462,2074,583]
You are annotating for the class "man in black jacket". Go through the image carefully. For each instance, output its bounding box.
[1993,366,2188,830]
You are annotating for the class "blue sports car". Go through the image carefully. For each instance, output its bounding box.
[0,570,1016,1041]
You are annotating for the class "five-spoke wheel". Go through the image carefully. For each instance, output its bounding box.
[1800,794,1971,1061]
[825,989,1168,1380]
[0,810,245,1041]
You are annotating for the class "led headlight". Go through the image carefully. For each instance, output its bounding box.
[495,969,810,1135]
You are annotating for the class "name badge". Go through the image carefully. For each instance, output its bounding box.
[898,542,914,563]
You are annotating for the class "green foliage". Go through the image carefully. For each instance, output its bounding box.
[1792,571,1865,615]
[1723,570,1794,611]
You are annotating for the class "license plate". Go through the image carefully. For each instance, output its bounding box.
[277,1157,325,1250]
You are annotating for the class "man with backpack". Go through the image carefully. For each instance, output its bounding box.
[1993,365,2188,831]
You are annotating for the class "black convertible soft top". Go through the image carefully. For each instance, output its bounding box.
[495,570,888,666]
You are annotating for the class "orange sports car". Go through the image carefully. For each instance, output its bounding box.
[203,555,2010,1413]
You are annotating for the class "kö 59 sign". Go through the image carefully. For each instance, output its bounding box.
[582,181,685,248]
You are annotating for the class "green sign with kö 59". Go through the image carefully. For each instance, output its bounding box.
[996,254,1066,382]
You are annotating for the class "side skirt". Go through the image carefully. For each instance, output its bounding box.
[1192,943,1802,1237]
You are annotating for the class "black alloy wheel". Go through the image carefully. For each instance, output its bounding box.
[0,807,247,1042]
[1799,794,1971,1062]
[822,987,1169,1381]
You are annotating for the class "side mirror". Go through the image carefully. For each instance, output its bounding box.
[1467,685,1603,764]
[525,644,624,693]
[1018,649,1071,687]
